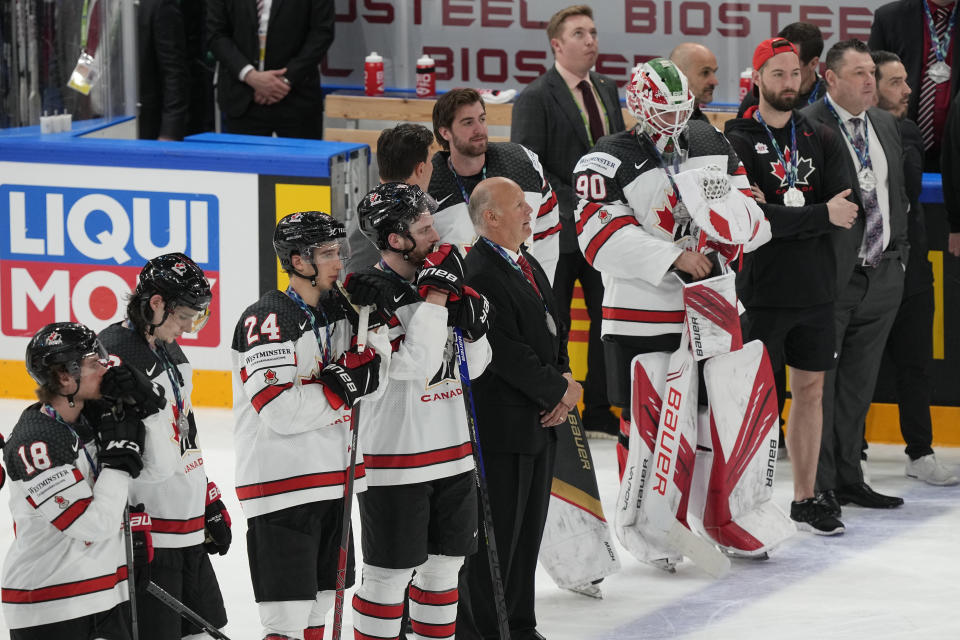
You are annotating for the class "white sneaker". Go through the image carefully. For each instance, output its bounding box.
[906,454,960,486]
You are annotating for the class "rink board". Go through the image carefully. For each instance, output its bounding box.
[0,129,369,405]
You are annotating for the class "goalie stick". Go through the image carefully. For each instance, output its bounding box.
[454,328,510,640]
[146,582,231,640]
[331,301,370,640]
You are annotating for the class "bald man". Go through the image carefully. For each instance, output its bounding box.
[670,42,719,122]
[458,177,579,640]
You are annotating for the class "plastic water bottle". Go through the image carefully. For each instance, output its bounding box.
[416,54,436,97]
[364,51,384,96]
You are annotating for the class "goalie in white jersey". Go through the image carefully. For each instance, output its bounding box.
[231,212,389,640]
[2,322,166,639]
[343,182,492,640]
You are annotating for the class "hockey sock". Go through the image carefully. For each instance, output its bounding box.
[409,554,462,640]
[617,415,631,480]
[260,599,313,640]
[352,563,413,639]
[305,589,335,640]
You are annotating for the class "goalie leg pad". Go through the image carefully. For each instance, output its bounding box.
[701,340,795,555]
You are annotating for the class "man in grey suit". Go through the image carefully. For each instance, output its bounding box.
[802,39,910,513]
[510,4,625,437]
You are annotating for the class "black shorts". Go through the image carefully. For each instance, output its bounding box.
[359,471,478,569]
[246,500,355,602]
[603,334,682,409]
[135,545,227,639]
[10,602,131,640]
[745,302,837,372]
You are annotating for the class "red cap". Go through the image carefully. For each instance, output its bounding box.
[752,38,798,71]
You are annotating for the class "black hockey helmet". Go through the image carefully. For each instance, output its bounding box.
[274,211,349,285]
[26,322,107,404]
[134,253,212,334]
[358,183,429,256]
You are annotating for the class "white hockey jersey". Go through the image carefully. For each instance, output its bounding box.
[1,405,130,629]
[231,289,389,518]
[574,122,766,339]
[100,323,208,548]
[428,142,561,283]
[357,272,492,486]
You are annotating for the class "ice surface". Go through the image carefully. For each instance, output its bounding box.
[0,399,957,639]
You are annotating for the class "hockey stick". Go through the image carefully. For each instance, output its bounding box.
[331,304,370,640]
[453,328,511,640]
[146,582,232,640]
[122,506,139,640]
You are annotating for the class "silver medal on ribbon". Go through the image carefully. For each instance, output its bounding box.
[177,412,189,434]
[857,168,877,191]
[783,186,805,207]
[928,60,951,84]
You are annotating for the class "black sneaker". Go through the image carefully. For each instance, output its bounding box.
[790,498,845,536]
[815,490,842,518]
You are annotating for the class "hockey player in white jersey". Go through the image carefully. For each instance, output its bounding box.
[232,212,389,640]
[2,322,162,639]
[574,59,792,568]
[343,183,492,640]
[99,253,230,639]
[428,88,561,282]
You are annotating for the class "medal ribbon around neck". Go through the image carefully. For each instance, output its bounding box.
[755,110,799,190]
[41,404,99,478]
[923,0,959,63]
[824,96,871,172]
[447,157,486,205]
[156,344,185,421]
[286,287,333,366]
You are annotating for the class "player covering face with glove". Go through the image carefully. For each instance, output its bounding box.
[342,182,494,640]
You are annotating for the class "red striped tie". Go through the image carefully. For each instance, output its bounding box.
[918,4,950,149]
[517,255,542,298]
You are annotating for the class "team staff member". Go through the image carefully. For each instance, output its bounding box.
[99,253,231,638]
[232,212,388,640]
[738,22,827,117]
[803,39,910,513]
[429,88,561,282]
[510,4,625,436]
[459,177,581,640]
[348,183,492,640]
[669,42,720,123]
[2,323,160,639]
[725,38,857,535]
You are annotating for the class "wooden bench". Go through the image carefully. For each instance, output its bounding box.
[323,93,737,152]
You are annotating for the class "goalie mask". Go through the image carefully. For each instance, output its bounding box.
[135,253,213,335]
[626,58,695,153]
[358,182,430,259]
[274,211,351,287]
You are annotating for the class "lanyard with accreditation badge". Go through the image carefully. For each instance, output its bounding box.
[481,237,557,337]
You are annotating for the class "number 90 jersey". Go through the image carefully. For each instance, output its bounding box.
[231,289,389,518]
[573,121,760,340]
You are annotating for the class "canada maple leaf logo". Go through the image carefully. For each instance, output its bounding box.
[171,261,188,276]
[264,369,278,385]
[653,189,680,235]
[769,150,816,189]
[597,210,612,225]
[45,331,62,345]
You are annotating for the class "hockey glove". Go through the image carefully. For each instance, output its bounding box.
[417,244,465,300]
[317,347,381,409]
[97,408,146,478]
[100,363,167,419]
[203,481,232,556]
[343,270,416,323]
[129,504,154,589]
[448,286,494,341]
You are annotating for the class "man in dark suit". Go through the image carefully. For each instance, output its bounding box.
[872,51,959,485]
[138,0,189,140]
[802,39,910,512]
[459,176,582,640]
[207,0,334,139]
[510,4,624,437]
[870,0,959,170]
